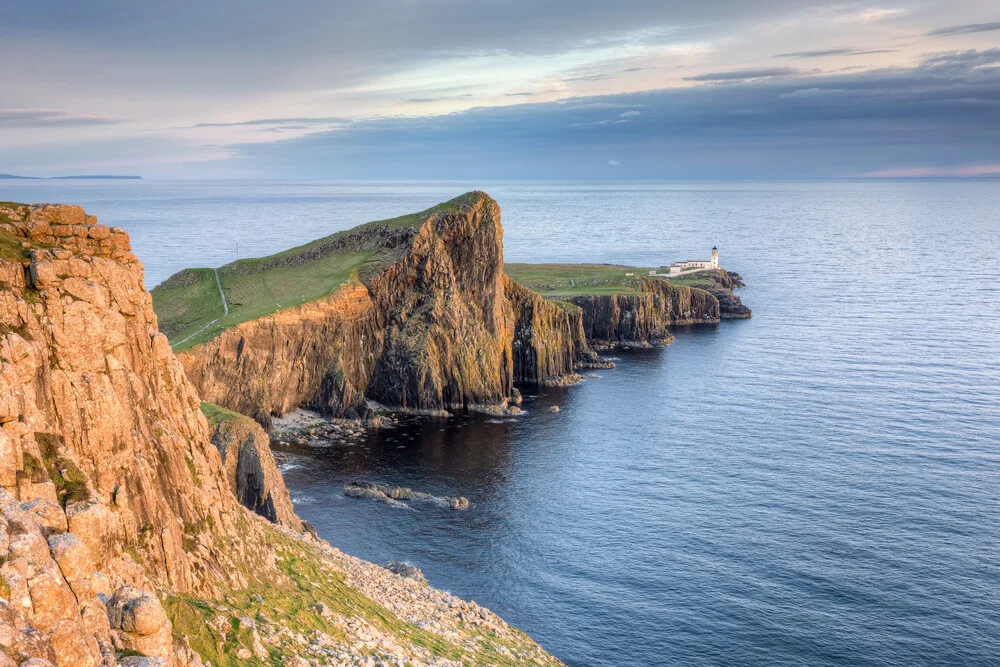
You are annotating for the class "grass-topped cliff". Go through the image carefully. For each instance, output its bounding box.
[507,263,750,347]
[152,193,479,351]
[161,192,592,424]
[506,263,724,296]
[505,263,655,297]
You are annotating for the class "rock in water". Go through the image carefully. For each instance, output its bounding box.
[384,561,427,584]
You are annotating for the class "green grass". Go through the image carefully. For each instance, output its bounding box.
[164,523,557,666]
[152,251,372,351]
[152,192,488,351]
[507,263,727,298]
[200,401,246,426]
[0,200,51,263]
[0,202,29,225]
[663,269,719,289]
[164,529,464,666]
[506,263,654,297]
[34,433,91,507]
[151,269,225,344]
[0,231,31,263]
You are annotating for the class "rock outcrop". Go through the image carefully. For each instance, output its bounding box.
[177,193,594,424]
[0,489,184,667]
[0,203,274,597]
[566,278,720,350]
[708,270,752,319]
[506,279,582,385]
[204,406,302,531]
[178,281,381,426]
[0,202,562,666]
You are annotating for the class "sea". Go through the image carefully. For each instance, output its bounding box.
[3,179,998,666]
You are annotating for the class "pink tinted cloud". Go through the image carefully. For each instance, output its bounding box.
[859,164,1000,178]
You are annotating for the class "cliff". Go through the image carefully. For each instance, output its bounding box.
[0,202,276,664]
[709,270,752,319]
[505,263,749,349]
[202,403,302,532]
[564,280,719,350]
[0,202,561,666]
[167,193,592,425]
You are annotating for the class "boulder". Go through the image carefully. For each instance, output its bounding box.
[21,501,66,536]
[106,587,172,660]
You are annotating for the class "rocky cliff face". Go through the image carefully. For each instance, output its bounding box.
[709,270,752,319]
[640,277,721,324]
[506,278,582,385]
[205,408,302,532]
[178,282,380,426]
[0,204,273,594]
[0,203,561,666]
[179,193,592,423]
[567,278,720,349]
[0,203,277,664]
[568,293,672,350]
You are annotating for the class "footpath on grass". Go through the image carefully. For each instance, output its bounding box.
[173,268,228,348]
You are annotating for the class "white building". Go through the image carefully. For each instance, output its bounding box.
[656,246,719,276]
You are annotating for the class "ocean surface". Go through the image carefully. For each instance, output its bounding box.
[3,180,999,666]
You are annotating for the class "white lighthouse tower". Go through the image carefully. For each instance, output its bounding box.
[711,246,719,268]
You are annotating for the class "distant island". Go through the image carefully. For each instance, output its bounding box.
[0,173,141,180]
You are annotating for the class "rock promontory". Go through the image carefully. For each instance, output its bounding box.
[505,263,750,350]
[157,192,597,426]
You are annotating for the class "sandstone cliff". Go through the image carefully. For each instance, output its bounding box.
[175,193,592,424]
[0,202,276,664]
[0,203,561,666]
[203,403,302,532]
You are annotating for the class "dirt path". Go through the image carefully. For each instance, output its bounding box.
[214,268,229,316]
[172,268,228,348]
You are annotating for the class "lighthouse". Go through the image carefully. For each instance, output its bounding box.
[711,246,719,268]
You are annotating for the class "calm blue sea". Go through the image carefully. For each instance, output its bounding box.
[3,180,999,666]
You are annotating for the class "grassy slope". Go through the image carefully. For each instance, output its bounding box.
[200,401,244,425]
[658,269,719,289]
[165,523,551,667]
[505,263,655,297]
[152,194,478,352]
[506,263,723,298]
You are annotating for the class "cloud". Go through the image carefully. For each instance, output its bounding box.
[608,159,621,166]
[0,108,122,128]
[620,110,641,118]
[685,67,799,82]
[226,48,1000,180]
[183,117,349,128]
[775,48,896,59]
[407,94,475,104]
[858,164,1000,178]
[0,0,823,97]
[855,8,905,22]
[925,22,1000,37]
[3,1,998,177]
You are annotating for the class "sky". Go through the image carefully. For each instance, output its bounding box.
[1,1,998,179]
